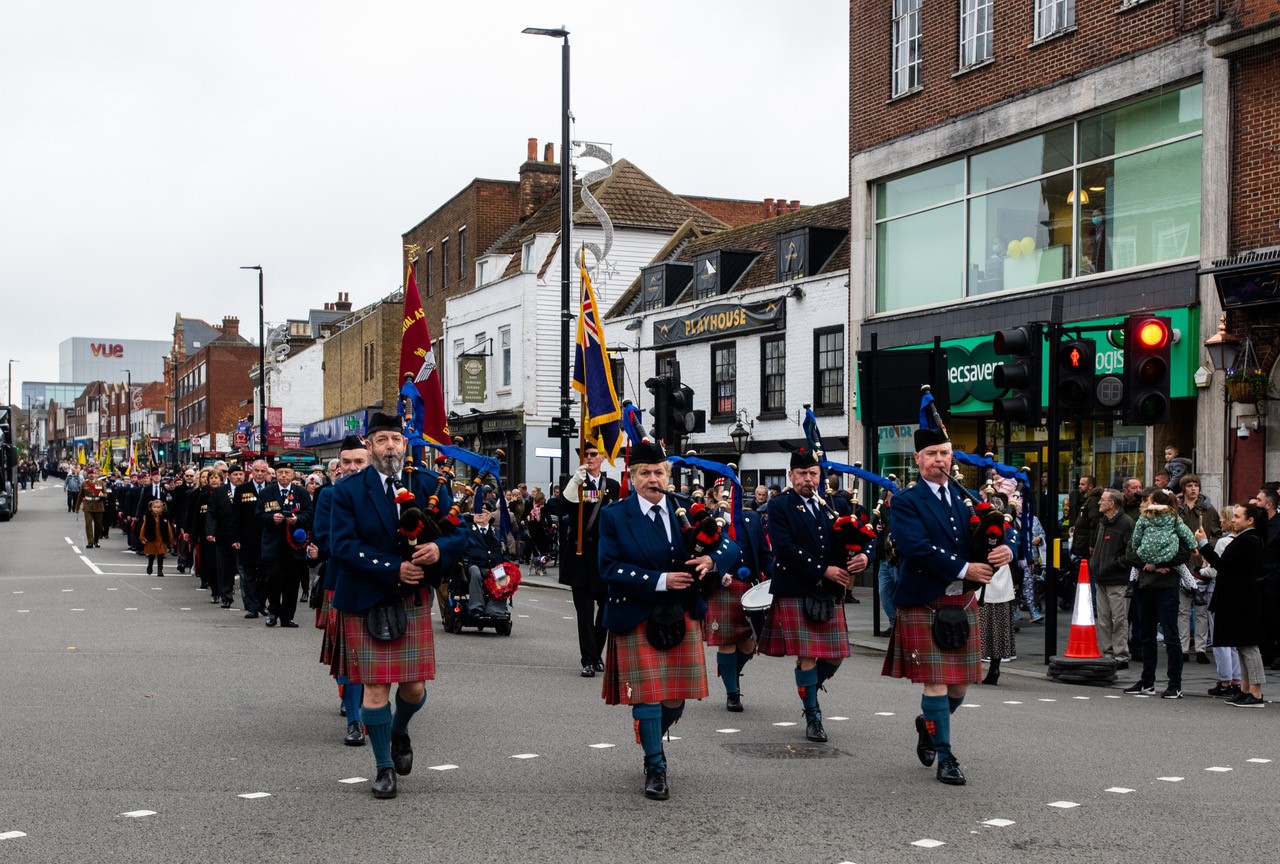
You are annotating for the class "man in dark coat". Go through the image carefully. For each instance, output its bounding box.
[558,444,621,677]
[881,425,1012,787]
[464,504,509,618]
[1090,488,1135,669]
[231,460,270,618]
[204,467,239,608]
[256,463,313,628]
[168,467,197,572]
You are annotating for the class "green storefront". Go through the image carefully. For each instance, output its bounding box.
[865,307,1200,509]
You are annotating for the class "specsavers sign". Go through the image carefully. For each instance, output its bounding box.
[894,307,1198,415]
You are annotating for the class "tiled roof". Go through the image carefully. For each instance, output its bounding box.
[488,160,728,278]
[607,197,850,317]
[178,317,221,352]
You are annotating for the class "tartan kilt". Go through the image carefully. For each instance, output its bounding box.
[881,592,982,684]
[315,587,333,630]
[341,595,435,685]
[704,579,754,646]
[327,609,348,679]
[758,596,851,659]
[602,615,708,706]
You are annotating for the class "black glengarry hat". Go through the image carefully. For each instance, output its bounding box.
[789,447,820,469]
[366,412,402,435]
[339,434,368,452]
[630,439,667,466]
[913,427,950,452]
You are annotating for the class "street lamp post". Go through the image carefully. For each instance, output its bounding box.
[7,358,17,411]
[523,24,572,489]
[241,265,267,458]
[123,369,132,471]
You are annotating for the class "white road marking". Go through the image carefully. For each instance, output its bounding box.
[72,546,81,554]
[64,537,74,544]
[773,722,798,727]
[107,588,118,591]
[1132,694,1150,699]
[61,589,73,593]
[982,818,1016,827]
[1205,767,1232,772]
[1038,699,1057,702]
[120,810,156,818]
[1157,777,1184,782]
[589,743,615,749]
[0,831,27,840]
[1247,758,1271,764]
[1073,696,1091,700]
[1105,695,1122,699]
[428,764,458,771]
[527,599,538,602]
[827,716,849,721]
[874,712,895,716]
[125,608,138,611]
[16,610,29,613]
[716,728,740,734]
[517,615,530,618]
[338,777,368,784]
[1047,801,1080,808]
[562,616,574,620]
[179,608,191,611]
[511,754,539,759]
[962,703,980,708]
[1105,787,1134,794]
[1003,701,1023,705]
[70,608,84,612]
[911,839,945,848]
[238,792,272,799]
[78,556,104,575]
[150,587,162,591]
[11,591,21,594]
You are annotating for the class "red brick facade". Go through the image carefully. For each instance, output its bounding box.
[174,317,258,446]
[850,0,1219,154]
[1230,47,1280,254]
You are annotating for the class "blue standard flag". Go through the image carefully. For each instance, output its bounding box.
[572,253,623,464]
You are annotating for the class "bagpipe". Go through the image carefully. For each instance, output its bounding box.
[828,512,878,598]
[670,491,729,599]
[393,454,463,603]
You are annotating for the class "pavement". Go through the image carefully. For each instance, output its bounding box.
[3,481,1278,863]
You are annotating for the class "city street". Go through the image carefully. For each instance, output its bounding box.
[3,484,1277,864]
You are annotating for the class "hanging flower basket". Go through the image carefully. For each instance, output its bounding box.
[1224,368,1267,405]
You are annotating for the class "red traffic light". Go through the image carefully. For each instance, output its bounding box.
[1135,319,1169,349]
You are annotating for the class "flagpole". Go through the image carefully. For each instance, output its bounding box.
[576,248,587,557]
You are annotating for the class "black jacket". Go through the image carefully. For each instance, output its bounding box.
[1089,510,1135,586]
[204,484,236,547]
[558,474,621,593]
[230,481,266,562]
[464,526,505,570]
[257,482,313,561]
[1202,529,1263,647]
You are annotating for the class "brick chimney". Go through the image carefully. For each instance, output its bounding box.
[333,291,352,312]
[222,315,240,337]
[519,136,560,221]
[764,198,775,217]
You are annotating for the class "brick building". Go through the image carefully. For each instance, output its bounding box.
[173,316,258,455]
[321,292,404,422]
[848,0,1278,504]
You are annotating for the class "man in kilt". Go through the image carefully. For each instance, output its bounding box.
[330,413,466,799]
[598,439,742,800]
[759,448,868,743]
[309,434,370,747]
[881,424,1013,786]
[704,478,773,712]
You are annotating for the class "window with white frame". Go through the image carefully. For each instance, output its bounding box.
[521,239,535,272]
[891,0,923,98]
[959,0,993,67]
[452,339,464,401]
[1034,0,1074,40]
[500,327,511,388]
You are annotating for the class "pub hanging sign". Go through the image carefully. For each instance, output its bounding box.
[652,299,785,347]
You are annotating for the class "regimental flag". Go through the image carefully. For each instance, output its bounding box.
[572,252,622,464]
[399,263,448,445]
[101,443,113,474]
[77,444,85,466]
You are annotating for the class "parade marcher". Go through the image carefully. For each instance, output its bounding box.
[169,467,197,572]
[329,412,467,799]
[76,471,107,548]
[559,444,621,677]
[704,477,772,712]
[204,467,239,607]
[193,473,219,586]
[257,463,313,628]
[310,434,370,746]
[139,498,175,576]
[64,468,82,513]
[882,421,1013,786]
[231,460,269,618]
[597,438,740,800]
[758,447,863,744]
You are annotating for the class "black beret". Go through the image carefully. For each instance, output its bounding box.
[367,412,402,435]
[789,448,820,469]
[630,439,667,465]
[339,434,367,453]
[914,427,950,452]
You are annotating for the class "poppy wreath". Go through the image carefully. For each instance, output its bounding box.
[483,561,522,601]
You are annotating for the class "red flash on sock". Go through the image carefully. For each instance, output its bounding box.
[925,720,937,735]
[796,686,807,700]
[634,719,642,745]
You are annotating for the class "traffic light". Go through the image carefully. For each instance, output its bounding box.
[157,444,166,460]
[667,381,706,436]
[1056,339,1095,415]
[992,325,1042,425]
[645,375,671,444]
[1123,314,1172,425]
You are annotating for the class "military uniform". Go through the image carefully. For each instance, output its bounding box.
[77,478,107,547]
[558,468,620,674]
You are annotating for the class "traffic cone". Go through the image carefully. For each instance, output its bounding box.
[1063,560,1102,659]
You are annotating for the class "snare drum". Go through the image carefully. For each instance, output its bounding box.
[741,580,774,643]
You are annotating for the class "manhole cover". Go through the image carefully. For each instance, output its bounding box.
[724,742,842,760]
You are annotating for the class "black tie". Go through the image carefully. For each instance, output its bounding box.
[386,477,397,507]
[648,504,668,544]
[938,486,948,507]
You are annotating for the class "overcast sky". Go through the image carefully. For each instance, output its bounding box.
[1,1,849,396]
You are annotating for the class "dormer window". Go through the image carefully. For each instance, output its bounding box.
[521,239,536,273]
[775,227,847,282]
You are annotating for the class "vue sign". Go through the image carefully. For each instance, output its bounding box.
[90,343,125,358]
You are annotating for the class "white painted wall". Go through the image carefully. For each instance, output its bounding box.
[272,342,325,428]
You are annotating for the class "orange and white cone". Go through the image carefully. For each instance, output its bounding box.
[1064,560,1102,659]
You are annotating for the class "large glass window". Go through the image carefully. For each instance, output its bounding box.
[874,83,1202,312]
[891,0,922,98]
[959,0,993,68]
[761,335,786,414]
[711,343,736,419]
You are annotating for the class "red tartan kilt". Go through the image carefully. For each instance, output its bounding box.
[340,596,435,685]
[602,615,708,706]
[881,593,982,685]
[704,579,753,646]
[315,588,332,630]
[328,609,348,679]
[757,596,850,659]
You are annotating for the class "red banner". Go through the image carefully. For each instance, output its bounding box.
[266,406,284,447]
[399,264,448,444]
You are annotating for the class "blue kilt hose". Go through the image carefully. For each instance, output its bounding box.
[341,596,435,685]
[704,579,754,647]
[603,615,708,706]
[881,592,982,685]
[758,596,850,660]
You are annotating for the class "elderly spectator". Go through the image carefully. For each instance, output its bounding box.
[1197,504,1267,707]
[1091,488,1135,669]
